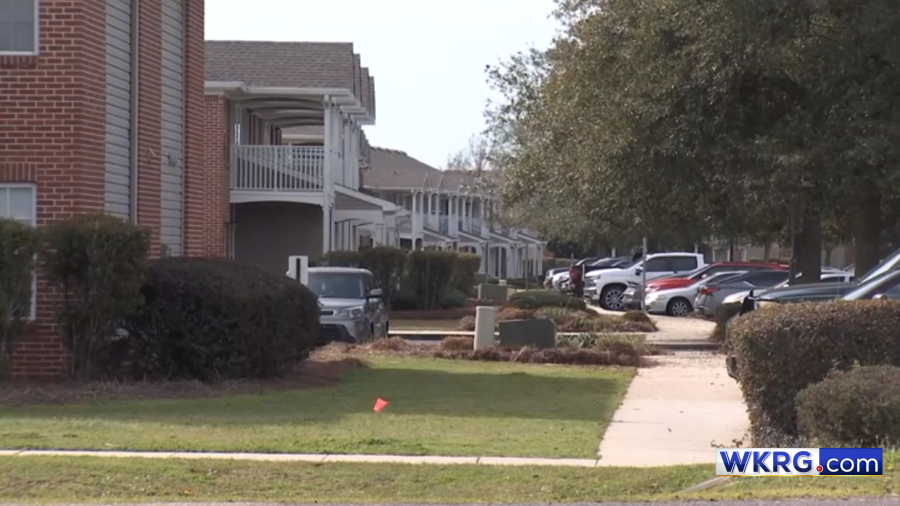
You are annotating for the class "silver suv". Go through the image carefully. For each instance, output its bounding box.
[306,267,389,344]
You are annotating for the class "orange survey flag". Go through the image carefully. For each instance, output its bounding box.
[373,397,389,412]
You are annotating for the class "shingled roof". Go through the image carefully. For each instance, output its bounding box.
[206,41,357,89]
[366,147,443,189]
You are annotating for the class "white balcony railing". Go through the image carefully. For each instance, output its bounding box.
[426,213,438,231]
[231,145,324,191]
[398,221,412,234]
[438,215,449,235]
[471,218,484,236]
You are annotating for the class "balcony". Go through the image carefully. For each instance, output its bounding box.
[231,145,324,192]
[471,218,484,236]
[438,215,449,235]
[398,221,412,234]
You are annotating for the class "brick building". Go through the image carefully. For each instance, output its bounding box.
[0,0,216,377]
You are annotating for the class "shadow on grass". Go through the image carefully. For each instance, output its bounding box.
[0,367,627,425]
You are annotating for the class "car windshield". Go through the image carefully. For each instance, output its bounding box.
[690,271,746,287]
[307,272,364,299]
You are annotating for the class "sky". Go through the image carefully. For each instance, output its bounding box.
[205,0,561,168]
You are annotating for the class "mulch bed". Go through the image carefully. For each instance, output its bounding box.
[0,355,370,407]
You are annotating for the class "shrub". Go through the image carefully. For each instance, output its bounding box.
[0,219,41,374]
[42,214,150,380]
[622,310,652,323]
[125,257,319,381]
[796,365,900,447]
[406,250,457,310]
[508,290,587,310]
[711,303,742,343]
[358,247,407,308]
[433,345,642,366]
[729,300,900,446]
[439,289,467,309]
[440,336,474,351]
[451,253,481,293]
[322,250,362,267]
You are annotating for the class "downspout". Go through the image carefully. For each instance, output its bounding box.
[129,0,142,224]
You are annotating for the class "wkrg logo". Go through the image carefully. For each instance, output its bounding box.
[716,448,883,476]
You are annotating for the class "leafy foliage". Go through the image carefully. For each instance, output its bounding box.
[728,300,900,446]
[508,290,587,310]
[485,0,900,274]
[797,365,900,447]
[406,251,458,310]
[42,214,150,380]
[125,258,318,381]
[0,219,40,374]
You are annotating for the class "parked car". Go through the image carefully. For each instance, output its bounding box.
[643,271,749,316]
[544,267,570,288]
[723,271,855,306]
[644,261,788,294]
[553,256,630,291]
[584,252,707,310]
[842,269,900,300]
[694,270,791,317]
[306,267,389,344]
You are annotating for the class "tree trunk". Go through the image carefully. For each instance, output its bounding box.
[854,181,882,276]
[794,212,822,285]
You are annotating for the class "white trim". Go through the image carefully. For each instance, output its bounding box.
[0,0,40,56]
[335,184,398,212]
[0,183,38,320]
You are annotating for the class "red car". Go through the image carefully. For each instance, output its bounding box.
[644,262,788,293]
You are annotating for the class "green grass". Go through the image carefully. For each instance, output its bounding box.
[2,454,899,504]
[391,319,462,330]
[0,357,633,458]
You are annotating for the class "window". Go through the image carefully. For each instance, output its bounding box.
[644,258,669,272]
[670,256,698,272]
[742,271,790,287]
[0,184,37,320]
[0,0,38,54]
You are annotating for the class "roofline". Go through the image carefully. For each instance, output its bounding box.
[204,81,374,125]
[335,184,399,212]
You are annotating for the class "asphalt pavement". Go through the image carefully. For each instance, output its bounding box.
[5,500,898,506]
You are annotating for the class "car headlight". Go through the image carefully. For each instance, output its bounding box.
[337,306,365,319]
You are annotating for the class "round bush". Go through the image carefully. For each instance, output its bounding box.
[508,290,587,310]
[797,366,900,447]
[125,257,319,381]
[729,300,900,445]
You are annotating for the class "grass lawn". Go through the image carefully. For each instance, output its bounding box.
[2,454,899,504]
[0,357,632,458]
[391,319,462,330]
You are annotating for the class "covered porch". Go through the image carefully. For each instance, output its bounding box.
[333,185,401,249]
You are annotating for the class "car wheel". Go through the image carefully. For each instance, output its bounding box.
[666,297,692,317]
[600,285,625,311]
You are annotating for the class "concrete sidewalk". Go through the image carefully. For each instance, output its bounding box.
[0,449,607,467]
[597,352,748,467]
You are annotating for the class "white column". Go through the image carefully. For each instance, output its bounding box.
[321,101,336,254]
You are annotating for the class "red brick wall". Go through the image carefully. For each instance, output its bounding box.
[183,0,208,257]
[201,95,229,257]
[0,0,207,379]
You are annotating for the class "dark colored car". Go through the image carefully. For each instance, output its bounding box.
[644,262,787,294]
[694,270,791,317]
[842,269,900,301]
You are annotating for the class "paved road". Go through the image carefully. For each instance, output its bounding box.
[7,500,897,506]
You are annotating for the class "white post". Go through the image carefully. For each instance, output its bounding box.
[641,236,648,312]
[287,255,309,285]
[474,306,496,350]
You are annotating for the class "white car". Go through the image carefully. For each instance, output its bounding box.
[584,252,707,310]
[644,271,748,316]
[721,271,856,305]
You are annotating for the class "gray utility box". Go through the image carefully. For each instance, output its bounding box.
[478,283,508,302]
[498,319,557,349]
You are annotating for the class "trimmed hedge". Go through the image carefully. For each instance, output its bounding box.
[0,218,41,374]
[452,253,481,293]
[125,257,319,381]
[797,365,900,447]
[359,247,407,308]
[711,303,742,343]
[407,250,457,310]
[508,290,587,310]
[729,300,900,446]
[42,214,150,380]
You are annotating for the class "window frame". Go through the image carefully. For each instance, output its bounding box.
[0,0,40,56]
[0,183,38,320]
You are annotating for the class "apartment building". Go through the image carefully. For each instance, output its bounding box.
[204,40,402,276]
[0,0,209,377]
[363,147,544,278]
